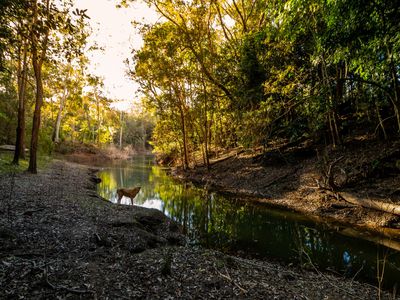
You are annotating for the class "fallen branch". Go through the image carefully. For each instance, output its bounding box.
[340,192,400,216]
[209,149,245,166]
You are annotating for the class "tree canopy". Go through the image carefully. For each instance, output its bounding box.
[1,0,399,171]
[130,0,400,167]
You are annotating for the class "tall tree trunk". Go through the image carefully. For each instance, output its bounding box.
[178,105,189,170]
[28,0,50,174]
[13,42,28,164]
[141,118,145,151]
[52,67,71,143]
[29,58,44,174]
[119,110,124,149]
[389,57,400,132]
[202,78,210,169]
[71,123,75,142]
[321,57,342,147]
[52,89,68,143]
[331,63,344,146]
[95,94,102,145]
[328,113,337,147]
[375,101,387,139]
[53,106,63,143]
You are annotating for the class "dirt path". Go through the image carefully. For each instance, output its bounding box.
[0,160,394,299]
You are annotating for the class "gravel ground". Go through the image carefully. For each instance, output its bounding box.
[0,160,395,299]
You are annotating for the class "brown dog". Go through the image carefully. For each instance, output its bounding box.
[116,187,141,204]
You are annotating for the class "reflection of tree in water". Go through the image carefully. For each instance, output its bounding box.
[97,156,400,289]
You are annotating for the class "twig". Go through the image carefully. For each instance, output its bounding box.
[326,156,344,190]
[374,115,396,136]
[214,266,248,294]
[43,269,91,295]
[350,263,364,283]
[377,248,388,300]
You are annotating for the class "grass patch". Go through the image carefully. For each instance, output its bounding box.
[0,151,52,175]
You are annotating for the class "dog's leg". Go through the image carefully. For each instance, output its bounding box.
[117,190,123,204]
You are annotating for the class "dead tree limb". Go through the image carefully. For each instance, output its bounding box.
[340,192,400,216]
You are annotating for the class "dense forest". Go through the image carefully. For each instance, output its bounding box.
[131,0,400,168]
[1,0,399,169]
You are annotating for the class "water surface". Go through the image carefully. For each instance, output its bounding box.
[97,155,400,289]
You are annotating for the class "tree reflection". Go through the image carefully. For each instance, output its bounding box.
[97,156,400,289]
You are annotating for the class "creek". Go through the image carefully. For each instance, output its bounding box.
[97,155,400,289]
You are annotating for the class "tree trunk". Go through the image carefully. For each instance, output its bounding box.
[141,118,146,151]
[53,107,63,143]
[387,48,400,132]
[390,61,400,132]
[28,59,44,174]
[375,101,387,139]
[84,107,92,142]
[179,105,189,170]
[13,42,28,164]
[204,115,210,169]
[202,76,210,169]
[52,68,70,143]
[332,63,344,145]
[328,113,336,147]
[28,0,49,174]
[52,89,67,143]
[96,94,101,144]
[119,110,124,149]
[71,123,75,142]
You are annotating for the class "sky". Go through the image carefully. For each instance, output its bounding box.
[74,0,159,111]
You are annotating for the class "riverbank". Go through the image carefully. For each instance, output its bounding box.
[55,141,152,164]
[0,159,393,298]
[175,137,400,241]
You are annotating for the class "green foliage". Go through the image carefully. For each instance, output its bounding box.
[132,0,400,166]
[38,124,54,155]
[0,0,128,171]
[116,112,154,150]
[0,151,51,174]
[0,152,28,174]
[235,31,268,110]
[0,70,18,144]
[1,0,399,170]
